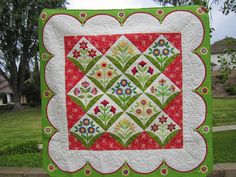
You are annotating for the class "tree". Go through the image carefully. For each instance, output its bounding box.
[221,0,236,14]
[154,0,236,15]
[0,0,67,110]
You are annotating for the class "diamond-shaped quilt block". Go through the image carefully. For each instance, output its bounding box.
[70,115,105,148]
[125,55,160,91]
[146,112,181,146]
[66,37,103,73]
[106,75,142,110]
[126,94,161,129]
[87,56,122,92]
[107,113,143,147]
[106,35,141,72]
[144,35,180,71]
[145,73,181,108]
[67,76,103,111]
[87,94,123,130]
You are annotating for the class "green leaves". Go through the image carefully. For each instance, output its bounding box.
[68,55,102,74]
[106,54,140,72]
[68,57,86,73]
[147,129,180,147]
[105,75,122,91]
[88,112,123,131]
[144,53,179,72]
[127,112,160,130]
[109,132,141,148]
[124,54,141,70]
[125,74,143,91]
[68,94,103,112]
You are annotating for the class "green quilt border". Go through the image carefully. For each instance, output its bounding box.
[39,5,212,177]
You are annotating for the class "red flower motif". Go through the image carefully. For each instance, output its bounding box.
[151,123,159,132]
[91,87,98,95]
[73,88,80,96]
[72,49,81,59]
[170,85,175,92]
[138,61,147,67]
[159,79,166,86]
[150,86,157,93]
[81,81,90,88]
[94,106,100,114]
[159,115,168,124]
[131,67,138,75]
[101,100,109,106]
[88,49,97,58]
[110,106,116,114]
[79,41,88,50]
[167,123,176,132]
[148,67,154,75]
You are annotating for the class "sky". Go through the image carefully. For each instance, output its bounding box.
[67,0,236,44]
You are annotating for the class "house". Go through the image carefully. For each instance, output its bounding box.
[0,75,13,104]
[211,37,236,71]
[0,74,27,105]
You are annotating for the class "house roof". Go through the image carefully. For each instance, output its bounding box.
[0,75,13,94]
[211,37,236,54]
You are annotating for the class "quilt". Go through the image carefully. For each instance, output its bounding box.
[39,5,212,177]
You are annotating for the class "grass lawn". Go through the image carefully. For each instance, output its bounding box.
[0,107,42,145]
[212,98,236,126]
[213,130,236,163]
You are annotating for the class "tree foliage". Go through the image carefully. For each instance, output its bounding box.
[0,0,67,110]
[221,0,236,14]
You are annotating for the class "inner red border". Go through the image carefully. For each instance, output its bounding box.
[64,32,183,150]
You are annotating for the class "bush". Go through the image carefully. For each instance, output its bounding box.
[216,73,229,83]
[225,85,236,95]
[0,141,39,156]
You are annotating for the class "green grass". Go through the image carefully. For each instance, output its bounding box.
[0,153,42,167]
[212,98,236,126]
[213,130,236,163]
[0,107,42,145]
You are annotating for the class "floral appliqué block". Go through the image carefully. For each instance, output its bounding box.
[40,6,212,177]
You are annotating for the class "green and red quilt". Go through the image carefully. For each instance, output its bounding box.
[39,6,212,177]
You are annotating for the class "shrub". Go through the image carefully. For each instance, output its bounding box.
[0,141,39,156]
[225,85,236,95]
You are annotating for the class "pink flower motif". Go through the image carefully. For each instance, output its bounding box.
[170,85,175,92]
[150,86,157,93]
[81,81,90,88]
[72,49,80,59]
[88,49,97,58]
[91,87,98,95]
[79,41,88,50]
[159,115,168,124]
[94,106,100,114]
[110,106,116,114]
[167,123,176,132]
[131,67,138,75]
[159,79,166,86]
[138,61,147,67]
[101,100,109,106]
[73,88,80,96]
[148,67,154,75]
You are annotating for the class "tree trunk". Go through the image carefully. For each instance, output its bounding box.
[13,92,22,111]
